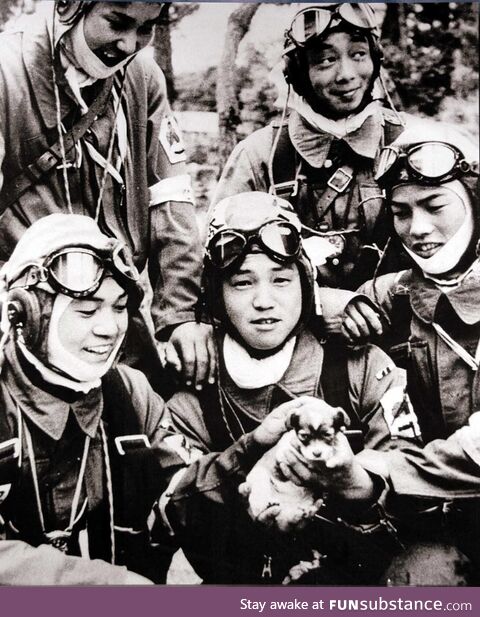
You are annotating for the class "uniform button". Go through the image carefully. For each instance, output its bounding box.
[324,159,333,169]
[331,258,340,266]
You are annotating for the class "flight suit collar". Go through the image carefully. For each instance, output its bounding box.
[21,15,67,130]
[3,342,103,441]
[288,109,384,169]
[21,11,97,130]
[401,265,480,326]
[223,330,323,422]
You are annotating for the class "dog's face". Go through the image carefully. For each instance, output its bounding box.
[289,400,350,461]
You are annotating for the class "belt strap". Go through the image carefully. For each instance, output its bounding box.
[1,76,114,213]
[312,165,355,223]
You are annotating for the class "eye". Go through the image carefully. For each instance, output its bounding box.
[316,55,336,68]
[297,430,311,444]
[273,275,291,285]
[391,208,410,221]
[426,202,448,214]
[114,303,128,314]
[77,308,97,317]
[351,49,368,60]
[105,18,126,32]
[231,278,252,289]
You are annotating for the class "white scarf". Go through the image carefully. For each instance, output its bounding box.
[223,334,296,390]
[58,17,129,170]
[401,182,475,277]
[288,91,382,139]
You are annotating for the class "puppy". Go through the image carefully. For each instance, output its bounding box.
[289,400,350,463]
[240,399,350,533]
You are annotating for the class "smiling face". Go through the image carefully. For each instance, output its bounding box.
[391,184,469,259]
[57,277,128,365]
[306,30,374,117]
[83,2,162,67]
[222,253,302,351]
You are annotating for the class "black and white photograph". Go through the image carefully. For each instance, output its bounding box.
[0,0,478,592]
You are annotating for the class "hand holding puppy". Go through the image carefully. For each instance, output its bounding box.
[240,397,354,533]
[251,396,315,447]
[279,426,376,503]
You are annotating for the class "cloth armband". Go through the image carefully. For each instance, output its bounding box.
[149,174,194,206]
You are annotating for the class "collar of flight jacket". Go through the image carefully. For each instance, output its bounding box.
[399,262,480,326]
[288,107,385,169]
[3,341,103,441]
[222,329,324,423]
[20,12,112,131]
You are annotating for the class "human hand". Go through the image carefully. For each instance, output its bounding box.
[341,298,384,343]
[165,322,216,390]
[277,431,374,501]
[252,396,317,448]
[276,429,352,485]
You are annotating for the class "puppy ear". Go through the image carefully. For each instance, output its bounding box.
[288,411,301,431]
[333,408,350,431]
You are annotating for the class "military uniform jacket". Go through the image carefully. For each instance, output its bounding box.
[360,265,480,499]
[165,330,417,583]
[213,107,409,290]
[0,343,193,585]
[0,14,202,336]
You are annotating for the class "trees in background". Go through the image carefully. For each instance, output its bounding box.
[153,3,199,102]
[381,3,478,116]
[215,3,259,169]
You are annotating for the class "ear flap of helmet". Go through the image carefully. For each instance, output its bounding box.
[283,49,309,98]
[6,288,41,349]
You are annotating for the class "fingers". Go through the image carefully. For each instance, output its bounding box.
[343,301,382,342]
[164,342,182,373]
[193,335,209,390]
[176,338,196,386]
[238,482,251,499]
[168,324,216,389]
[355,301,383,336]
[206,329,217,385]
[277,447,317,486]
[256,504,281,527]
[275,396,317,426]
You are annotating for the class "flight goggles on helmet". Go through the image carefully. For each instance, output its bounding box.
[375,141,479,188]
[10,242,139,299]
[286,3,378,48]
[206,220,301,271]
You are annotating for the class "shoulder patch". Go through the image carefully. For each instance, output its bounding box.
[164,434,202,465]
[380,386,421,440]
[375,363,395,381]
[159,115,186,164]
